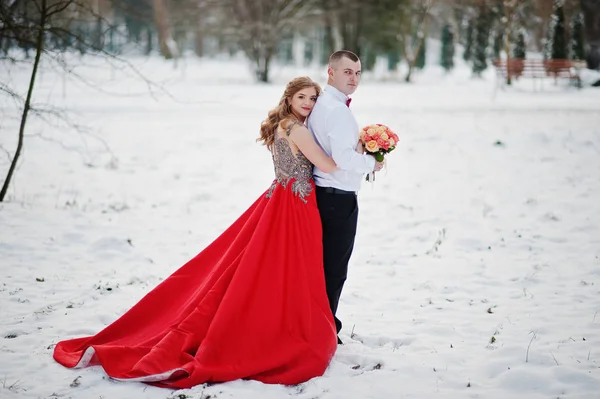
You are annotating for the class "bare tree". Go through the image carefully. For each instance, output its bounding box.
[192,2,209,57]
[153,0,178,59]
[397,0,437,83]
[499,0,530,85]
[333,0,363,54]
[320,0,337,61]
[502,0,518,85]
[0,0,170,202]
[216,0,319,82]
[1,0,58,201]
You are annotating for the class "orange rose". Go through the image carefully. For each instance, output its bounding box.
[365,140,379,152]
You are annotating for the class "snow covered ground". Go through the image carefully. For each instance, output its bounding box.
[1,54,599,399]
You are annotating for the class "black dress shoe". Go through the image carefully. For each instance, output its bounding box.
[337,336,344,345]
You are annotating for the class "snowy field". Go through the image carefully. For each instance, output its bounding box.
[1,54,600,399]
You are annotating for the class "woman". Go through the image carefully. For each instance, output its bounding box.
[53,77,338,388]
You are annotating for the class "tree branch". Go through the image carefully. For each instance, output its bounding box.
[0,82,24,102]
[46,0,76,18]
[0,144,12,163]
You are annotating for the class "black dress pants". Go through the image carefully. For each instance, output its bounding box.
[315,186,359,335]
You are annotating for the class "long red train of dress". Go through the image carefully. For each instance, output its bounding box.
[53,132,338,388]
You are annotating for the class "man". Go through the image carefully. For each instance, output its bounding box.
[307,50,384,344]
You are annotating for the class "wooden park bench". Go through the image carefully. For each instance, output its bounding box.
[492,58,586,90]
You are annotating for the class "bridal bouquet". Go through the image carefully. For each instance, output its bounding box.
[360,124,398,182]
[359,123,398,162]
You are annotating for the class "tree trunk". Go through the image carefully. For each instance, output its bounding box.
[580,0,600,69]
[93,15,103,50]
[404,35,425,82]
[194,15,204,57]
[533,0,554,51]
[324,22,335,53]
[153,0,177,59]
[504,1,515,85]
[145,27,153,55]
[339,7,363,56]
[352,8,363,56]
[256,49,273,83]
[322,23,335,64]
[403,3,430,83]
[320,0,336,63]
[0,0,46,202]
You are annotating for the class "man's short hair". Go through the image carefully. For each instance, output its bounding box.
[329,50,359,67]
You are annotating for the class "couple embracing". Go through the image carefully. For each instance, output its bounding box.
[53,50,386,388]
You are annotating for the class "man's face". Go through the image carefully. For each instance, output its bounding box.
[328,56,361,96]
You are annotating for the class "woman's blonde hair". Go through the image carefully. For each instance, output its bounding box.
[257,76,321,149]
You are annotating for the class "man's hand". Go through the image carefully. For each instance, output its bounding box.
[374,159,385,172]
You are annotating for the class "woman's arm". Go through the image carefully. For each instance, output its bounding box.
[288,124,338,173]
[356,140,365,154]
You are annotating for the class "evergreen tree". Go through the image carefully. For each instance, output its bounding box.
[415,37,426,69]
[440,24,455,71]
[492,29,503,60]
[120,0,153,47]
[363,46,377,71]
[463,20,474,61]
[570,11,585,60]
[551,0,567,59]
[513,30,526,58]
[472,6,490,76]
[387,47,401,71]
[303,41,314,66]
[358,0,409,71]
[279,33,294,65]
[320,26,334,65]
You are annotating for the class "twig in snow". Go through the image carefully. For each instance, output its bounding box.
[1,376,24,392]
[69,376,81,388]
[549,350,559,365]
[425,228,446,256]
[526,330,537,362]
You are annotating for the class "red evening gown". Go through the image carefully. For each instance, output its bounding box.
[53,131,337,388]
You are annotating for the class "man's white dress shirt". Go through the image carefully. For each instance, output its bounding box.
[307,85,376,192]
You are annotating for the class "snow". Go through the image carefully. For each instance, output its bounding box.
[1,53,599,399]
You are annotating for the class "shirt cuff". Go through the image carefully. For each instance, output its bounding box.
[359,154,375,173]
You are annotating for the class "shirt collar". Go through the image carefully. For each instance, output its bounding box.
[324,84,349,104]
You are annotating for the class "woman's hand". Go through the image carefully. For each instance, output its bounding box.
[356,141,365,154]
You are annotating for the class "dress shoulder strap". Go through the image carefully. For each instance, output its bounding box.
[285,119,303,137]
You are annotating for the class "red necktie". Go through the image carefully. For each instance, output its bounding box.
[346,98,352,107]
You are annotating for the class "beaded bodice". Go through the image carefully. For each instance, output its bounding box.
[266,121,313,203]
